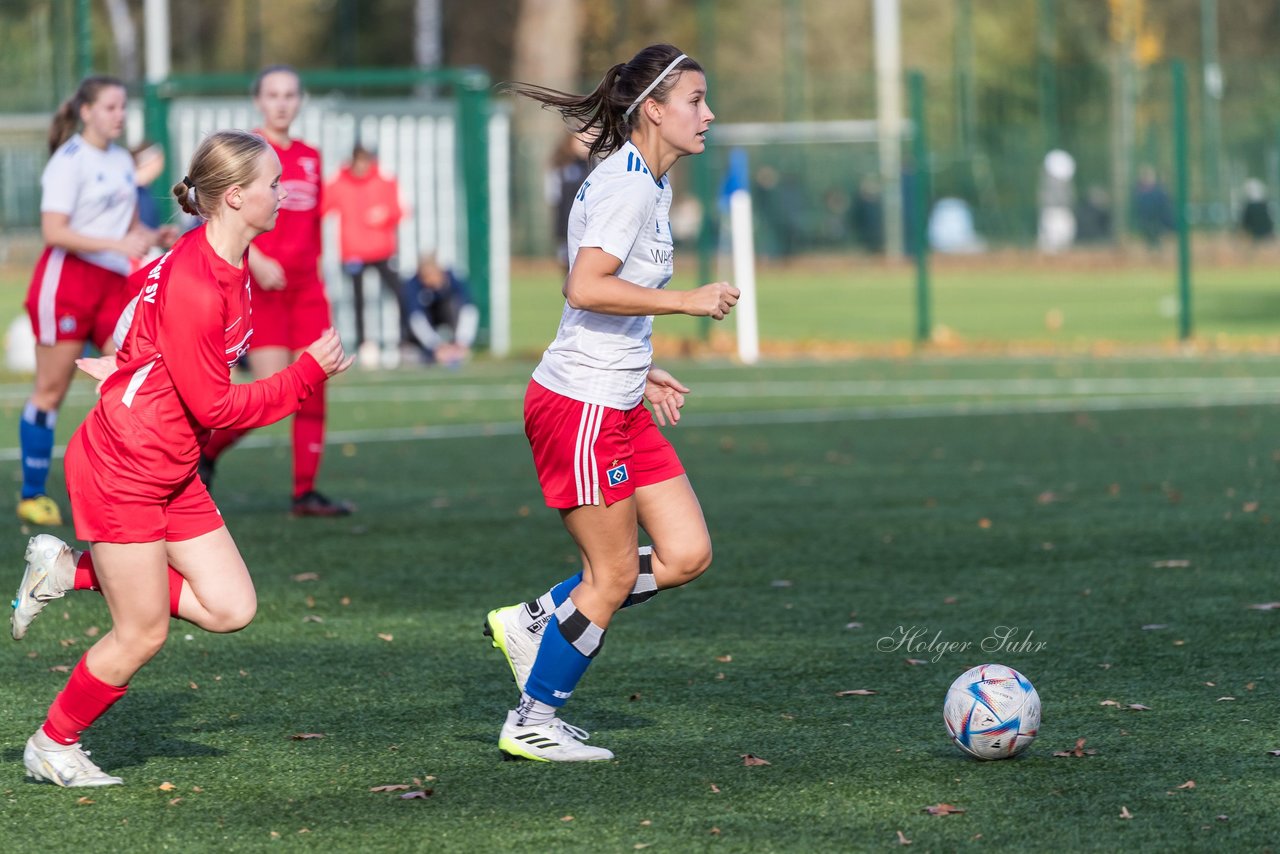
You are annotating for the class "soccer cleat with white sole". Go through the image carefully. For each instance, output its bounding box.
[497,711,613,762]
[484,603,544,691]
[12,534,79,641]
[24,732,123,787]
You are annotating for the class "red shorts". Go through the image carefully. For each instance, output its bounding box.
[250,272,332,350]
[25,247,128,348]
[64,430,225,544]
[524,380,685,509]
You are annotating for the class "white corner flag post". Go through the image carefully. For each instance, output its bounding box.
[728,185,759,365]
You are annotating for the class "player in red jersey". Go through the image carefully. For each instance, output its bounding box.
[199,65,354,517]
[10,130,353,786]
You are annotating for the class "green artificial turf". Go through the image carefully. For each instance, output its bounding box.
[1,356,1277,851]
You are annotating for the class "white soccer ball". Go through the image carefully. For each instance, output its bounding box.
[943,663,1041,760]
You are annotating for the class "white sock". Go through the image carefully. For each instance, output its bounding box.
[514,692,557,726]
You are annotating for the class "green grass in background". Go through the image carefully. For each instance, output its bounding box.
[0,357,1277,851]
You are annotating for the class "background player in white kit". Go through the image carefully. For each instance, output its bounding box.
[18,76,167,527]
[486,44,739,762]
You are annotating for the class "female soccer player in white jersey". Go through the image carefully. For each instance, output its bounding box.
[485,44,739,762]
[18,77,165,527]
[11,130,352,786]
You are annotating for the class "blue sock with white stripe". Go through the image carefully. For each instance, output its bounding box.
[19,402,56,499]
[521,598,606,715]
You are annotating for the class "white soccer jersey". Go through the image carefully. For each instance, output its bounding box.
[41,134,137,275]
[532,141,674,409]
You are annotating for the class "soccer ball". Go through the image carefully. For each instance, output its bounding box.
[943,664,1040,760]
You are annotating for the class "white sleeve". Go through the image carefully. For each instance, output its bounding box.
[40,153,79,215]
[578,175,654,265]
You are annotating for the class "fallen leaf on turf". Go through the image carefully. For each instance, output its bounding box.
[340,596,351,606]
[158,781,176,791]
[59,638,77,647]
[77,797,94,805]
[709,783,721,793]
[377,633,394,642]
[1216,696,1236,702]
[770,579,793,588]
[415,776,437,785]
[922,803,965,816]
[845,621,863,629]
[1151,560,1191,568]
[290,733,325,740]
[291,572,319,582]
[370,784,410,792]
[1217,815,1229,821]
[715,672,726,680]
[741,754,771,766]
[305,596,316,608]
[49,665,71,673]
[1247,602,1280,610]
[896,830,912,845]
[1119,806,1133,820]
[1243,501,1259,513]
[192,786,203,793]
[1127,704,1152,711]
[168,798,183,806]
[977,518,992,529]
[709,827,721,836]
[302,615,324,623]
[1098,663,1112,669]
[1100,699,1120,706]
[634,845,651,851]
[561,815,574,822]
[715,655,732,663]
[1053,738,1098,758]
[640,819,652,826]
[1176,780,1195,790]
[1036,491,1057,505]
[835,689,877,696]
[84,625,100,637]
[399,790,432,799]
[188,682,199,690]
[1141,624,1167,631]
[905,658,928,666]
[943,596,958,605]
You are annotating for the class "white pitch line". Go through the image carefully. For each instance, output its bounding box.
[0,392,1273,463]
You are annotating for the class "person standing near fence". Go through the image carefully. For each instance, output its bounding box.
[198,65,354,517]
[484,44,739,762]
[17,76,165,527]
[546,133,592,270]
[323,144,405,368]
[11,129,353,786]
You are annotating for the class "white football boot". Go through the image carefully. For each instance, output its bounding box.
[24,731,123,787]
[497,711,614,762]
[12,534,79,641]
[484,603,543,691]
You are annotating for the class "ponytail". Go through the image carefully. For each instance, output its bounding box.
[506,44,702,161]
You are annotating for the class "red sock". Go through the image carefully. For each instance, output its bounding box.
[73,553,185,617]
[203,426,248,461]
[292,387,326,498]
[43,654,128,745]
[73,551,98,591]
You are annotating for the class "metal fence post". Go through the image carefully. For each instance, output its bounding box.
[909,70,931,344]
[1172,60,1193,341]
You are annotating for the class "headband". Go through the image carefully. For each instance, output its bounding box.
[624,54,688,120]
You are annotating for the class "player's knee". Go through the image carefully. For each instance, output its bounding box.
[664,540,713,586]
[117,622,170,663]
[207,597,257,633]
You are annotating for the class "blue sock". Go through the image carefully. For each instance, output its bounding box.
[19,402,56,500]
[523,600,605,709]
[550,573,582,606]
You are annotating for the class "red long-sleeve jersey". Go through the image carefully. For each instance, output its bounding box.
[76,225,328,499]
[251,134,323,276]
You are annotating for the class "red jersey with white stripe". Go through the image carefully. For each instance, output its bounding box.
[75,225,328,500]
[251,133,323,277]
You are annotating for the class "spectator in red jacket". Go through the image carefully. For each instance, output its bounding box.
[324,144,404,367]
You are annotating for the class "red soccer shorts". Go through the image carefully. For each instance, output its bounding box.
[64,430,225,544]
[524,379,685,509]
[26,247,128,348]
[249,271,332,351]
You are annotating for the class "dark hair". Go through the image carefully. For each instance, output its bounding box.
[171,130,270,220]
[506,44,702,160]
[251,64,301,97]
[48,75,126,154]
